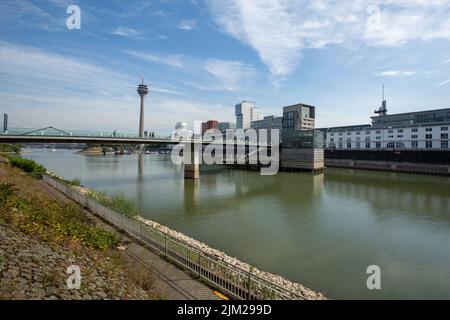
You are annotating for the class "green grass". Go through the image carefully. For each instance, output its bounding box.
[87,190,138,217]
[0,182,118,250]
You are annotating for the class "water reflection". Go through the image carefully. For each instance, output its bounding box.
[23,149,450,299]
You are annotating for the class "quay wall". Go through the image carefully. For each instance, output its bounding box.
[325,150,450,176]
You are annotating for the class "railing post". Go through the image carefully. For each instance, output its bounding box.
[247,273,252,300]
[198,252,201,277]
[164,234,167,257]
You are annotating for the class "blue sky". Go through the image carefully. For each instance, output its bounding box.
[1,0,450,134]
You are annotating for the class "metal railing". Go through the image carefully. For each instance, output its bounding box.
[43,174,307,300]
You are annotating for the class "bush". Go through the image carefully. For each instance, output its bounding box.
[0,144,20,153]
[8,156,46,177]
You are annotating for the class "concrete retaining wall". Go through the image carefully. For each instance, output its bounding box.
[326,159,450,176]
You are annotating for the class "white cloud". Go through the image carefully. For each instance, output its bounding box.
[204,59,255,92]
[374,70,417,77]
[208,0,450,78]
[110,26,143,38]
[438,79,450,87]
[177,19,197,30]
[123,50,184,68]
[0,42,200,132]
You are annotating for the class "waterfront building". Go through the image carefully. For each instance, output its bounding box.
[235,101,261,129]
[172,121,192,140]
[282,104,316,132]
[201,120,219,134]
[324,108,450,150]
[218,122,236,133]
[251,115,283,144]
[251,115,283,131]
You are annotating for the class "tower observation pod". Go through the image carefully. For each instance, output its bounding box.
[137,74,149,138]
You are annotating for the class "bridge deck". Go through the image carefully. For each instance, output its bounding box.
[0,135,270,147]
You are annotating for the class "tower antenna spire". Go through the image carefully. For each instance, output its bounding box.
[141,72,144,85]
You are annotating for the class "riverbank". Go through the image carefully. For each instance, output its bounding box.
[44,173,326,300]
[0,161,157,299]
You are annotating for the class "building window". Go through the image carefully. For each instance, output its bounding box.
[366,131,371,135]
[366,142,371,149]
[388,135,394,138]
[441,127,448,131]
[356,132,361,135]
[388,130,394,133]
[347,143,352,149]
[330,138,335,142]
[441,133,449,139]
[396,142,405,149]
[356,142,360,148]
[397,135,403,138]
[426,134,432,140]
[339,133,343,136]
[347,132,351,136]
[339,143,343,149]
[412,128,418,133]
[426,141,433,148]
[376,142,381,149]
[376,131,381,134]
[330,133,334,136]
[387,142,395,149]
[412,135,418,139]
[426,128,432,132]
[376,136,381,140]
[397,129,404,133]
[441,141,449,149]
[412,141,418,149]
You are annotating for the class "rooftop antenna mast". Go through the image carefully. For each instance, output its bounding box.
[374,85,388,116]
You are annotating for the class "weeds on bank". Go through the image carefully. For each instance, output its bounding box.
[87,190,138,217]
[0,182,118,250]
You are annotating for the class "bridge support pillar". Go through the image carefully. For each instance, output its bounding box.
[184,142,200,179]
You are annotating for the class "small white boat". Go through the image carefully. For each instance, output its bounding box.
[50,149,56,152]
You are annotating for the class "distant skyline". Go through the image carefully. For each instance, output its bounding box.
[1,0,450,135]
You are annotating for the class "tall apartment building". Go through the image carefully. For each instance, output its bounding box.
[235,101,260,129]
[282,104,316,132]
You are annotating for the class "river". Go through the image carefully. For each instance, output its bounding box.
[23,148,450,299]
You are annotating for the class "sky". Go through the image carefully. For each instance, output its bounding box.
[1,0,450,134]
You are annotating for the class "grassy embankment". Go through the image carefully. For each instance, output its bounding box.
[0,151,137,248]
[0,152,158,299]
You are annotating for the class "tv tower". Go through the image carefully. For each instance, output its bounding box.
[137,73,149,138]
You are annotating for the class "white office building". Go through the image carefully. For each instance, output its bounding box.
[325,108,450,150]
[235,101,261,129]
[172,121,192,140]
